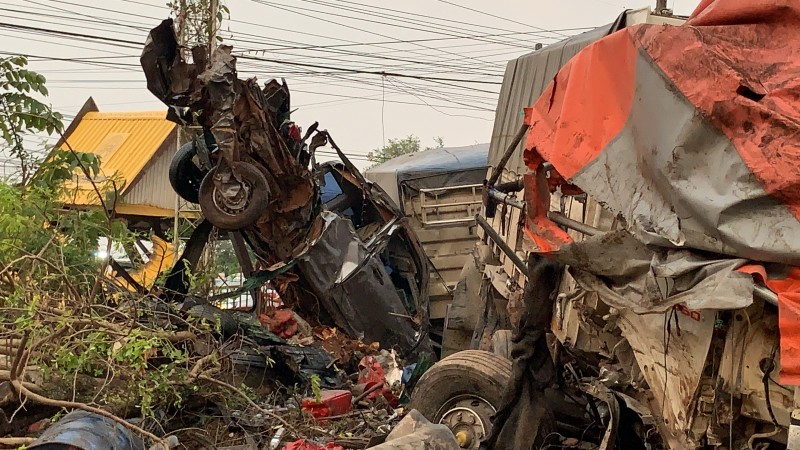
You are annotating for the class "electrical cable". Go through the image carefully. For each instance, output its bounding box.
[247,0,504,69]
[283,0,551,50]
[0,21,504,86]
[435,0,570,38]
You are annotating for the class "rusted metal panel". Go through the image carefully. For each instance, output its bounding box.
[141,19,435,359]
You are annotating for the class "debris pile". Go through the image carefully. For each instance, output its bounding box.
[1,17,443,450]
[0,287,436,449]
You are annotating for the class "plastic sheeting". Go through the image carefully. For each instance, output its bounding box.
[520,0,800,382]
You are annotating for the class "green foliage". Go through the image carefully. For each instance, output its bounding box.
[0,57,212,422]
[0,56,64,183]
[310,374,322,403]
[367,135,444,167]
[166,0,230,49]
[0,147,136,299]
[31,150,101,189]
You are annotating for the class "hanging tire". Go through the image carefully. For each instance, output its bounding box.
[409,350,511,450]
[169,142,204,204]
[199,161,270,230]
[490,330,513,360]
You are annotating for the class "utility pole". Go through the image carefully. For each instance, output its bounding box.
[208,0,218,57]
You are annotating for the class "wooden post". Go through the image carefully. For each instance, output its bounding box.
[208,0,218,57]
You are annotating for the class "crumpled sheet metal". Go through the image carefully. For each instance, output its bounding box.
[142,20,432,360]
[616,309,716,449]
[297,211,425,356]
[141,19,316,263]
[523,0,800,264]
[516,0,800,380]
[553,230,755,314]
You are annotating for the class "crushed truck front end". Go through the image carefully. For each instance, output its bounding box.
[414,2,800,449]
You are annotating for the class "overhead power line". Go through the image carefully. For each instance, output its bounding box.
[282,0,547,50]
[238,54,502,85]
[0,21,502,85]
[0,22,142,47]
[248,0,505,69]
[234,29,586,54]
[434,0,570,38]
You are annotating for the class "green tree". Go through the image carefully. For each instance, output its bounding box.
[367,135,444,167]
[0,56,64,183]
[167,0,230,50]
[0,57,209,424]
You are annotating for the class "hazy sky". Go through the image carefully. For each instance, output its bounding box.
[1,0,699,171]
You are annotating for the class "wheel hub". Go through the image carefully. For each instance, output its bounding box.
[212,174,252,215]
[438,396,495,450]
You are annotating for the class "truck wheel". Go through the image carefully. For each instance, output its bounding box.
[490,330,513,360]
[199,161,269,230]
[409,350,511,449]
[169,142,204,204]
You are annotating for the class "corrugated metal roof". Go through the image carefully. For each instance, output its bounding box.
[58,111,176,206]
[114,203,199,218]
[488,26,615,178]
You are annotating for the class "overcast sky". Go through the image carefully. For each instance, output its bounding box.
[1,0,699,171]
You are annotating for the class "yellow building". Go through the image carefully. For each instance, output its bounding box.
[56,97,195,221]
[55,98,197,290]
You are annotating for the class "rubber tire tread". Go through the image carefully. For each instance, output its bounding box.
[186,303,238,337]
[169,142,204,204]
[409,350,512,423]
[199,161,269,230]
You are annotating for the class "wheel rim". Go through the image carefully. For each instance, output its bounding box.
[436,395,496,449]
[211,175,252,216]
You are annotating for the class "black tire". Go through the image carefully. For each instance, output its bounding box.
[409,349,511,425]
[199,161,270,230]
[490,330,513,360]
[169,142,204,204]
[186,303,238,337]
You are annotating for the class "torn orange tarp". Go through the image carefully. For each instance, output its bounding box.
[524,0,800,260]
[520,0,800,382]
[739,265,800,383]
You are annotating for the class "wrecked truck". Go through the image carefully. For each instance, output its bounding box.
[140,19,434,360]
[410,2,800,449]
[365,144,490,356]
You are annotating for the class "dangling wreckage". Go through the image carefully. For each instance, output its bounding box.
[409,1,800,449]
[140,20,434,361]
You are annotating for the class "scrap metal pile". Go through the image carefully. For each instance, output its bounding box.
[0,18,447,450]
[141,19,433,360]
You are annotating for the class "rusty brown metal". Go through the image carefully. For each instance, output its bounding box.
[142,20,434,358]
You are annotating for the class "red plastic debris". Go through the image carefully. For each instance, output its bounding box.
[282,439,344,450]
[356,355,398,407]
[27,419,47,433]
[301,389,352,419]
[259,309,298,338]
